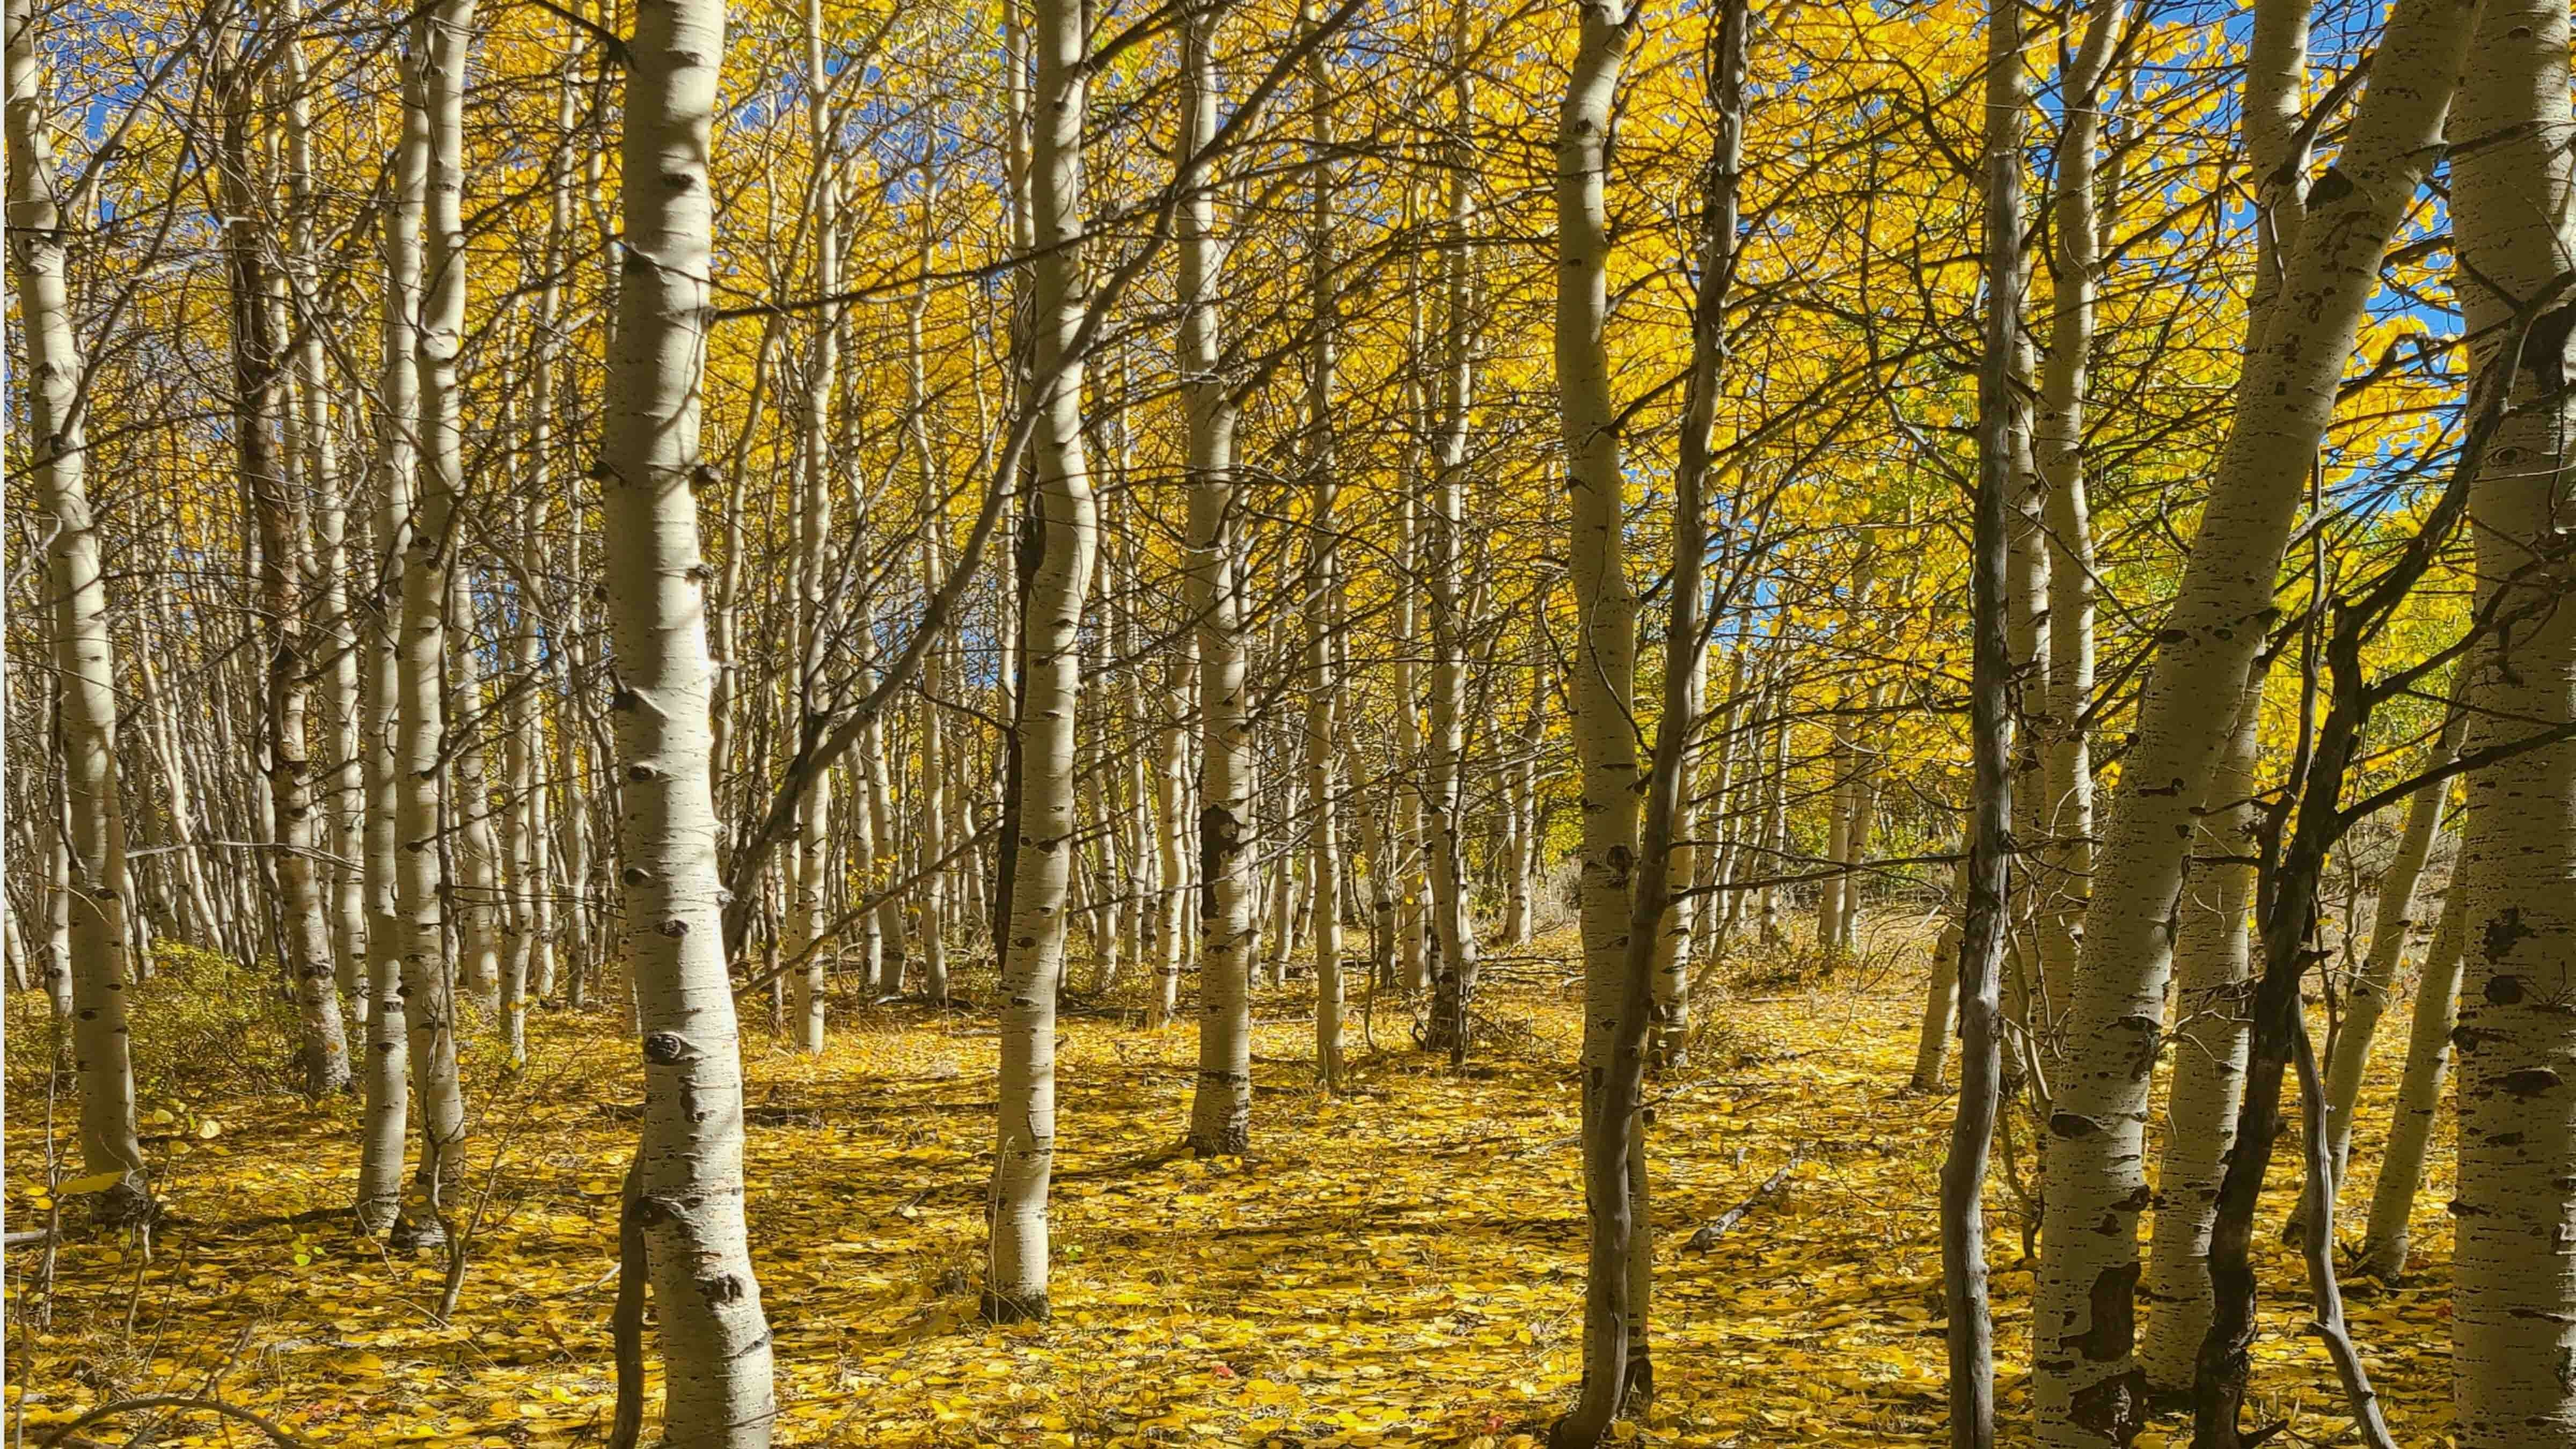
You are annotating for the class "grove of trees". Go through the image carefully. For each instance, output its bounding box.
[6,0,2572,1441]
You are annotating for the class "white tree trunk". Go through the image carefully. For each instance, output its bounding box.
[2135,669,2263,1393]
[1180,8,1254,1156]
[2356,868,2469,1278]
[8,0,149,1216]
[2449,1,2576,1433]
[987,0,1094,1321]
[2032,3,2469,1432]
[598,0,777,1426]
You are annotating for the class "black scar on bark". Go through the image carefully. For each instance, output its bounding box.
[2483,905,2533,964]
[2068,1366,2149,1445]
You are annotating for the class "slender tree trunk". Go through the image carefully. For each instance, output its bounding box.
[1422,48,1480,1062]
[1181,5,1253,1155]
[986,0,1093,1321]
[598,0,777,1428]
[2296,678,2466,1232]
[1302,0,1344,1088]
[1911,849,1967,1093]
[2356,866,2469,1278]
[355,112,421,1222]
[8,0,149,1218]
[1941,6,2024,1440]
[786,0,841,1055]
[1552,2,1645,1438]
[2135,670,2264,1394]
[2033,2,2470,1433]
[217,31,352,1099]
[2032,0,2126,1019]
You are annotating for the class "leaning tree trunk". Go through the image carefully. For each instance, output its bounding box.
[1552,1,1645,1439]
[2448,2,2576,1437]
[1180,6,1254,1157]
[2032,0,2469,1433]
[2031,0,2125,1013]
[986,0,1094,1323]
[2135,669,2264,1395]
[6,0,149,1220]
[2296,676,2466,1232]
[598,0,778,1430]
[2355,866,2469,1278]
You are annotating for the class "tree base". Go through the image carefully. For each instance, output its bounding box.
[980,1287,1051,1324]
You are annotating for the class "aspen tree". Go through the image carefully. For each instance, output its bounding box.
[597,0,778,1425]
[214,14,351,1097]
[2032,2,2470,1432]
[1180,2,1254,1155]
[2136,670,2262,1394]
[1940,1,2023,1437]
[356,30,429,1227]
[2447,0,2576,1433]
[397,0,472,1232]
[1302,0,1344,1089]
[987,0,1095,1320]
[2357,867,2468,1278]
[1422,21,1480,1063]
[8,0,149,1217]
[2303,680,2465,1220]
[277,0,367,1011]
[2031,0,2124,1006]
[786,0,841,1054]
[1553,0,1645,1437]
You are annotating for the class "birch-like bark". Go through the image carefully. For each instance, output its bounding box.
[1911,849,1967,1093]
[598,0,777,1427]
[276,0,368,1012]
[2355,867,2468,1278]
[1302,0,1344,1089]
[2449,1,2576,1433]
[8,0,149,1216]
[217,31,352,1098]
[355,129,419,1225]
[2308,680,2465,1208]
[398,0,469,1233]
[2031,0,2126,1011]
[2136,670,2263,1394]
[1941,8,2023,1438]
[786,0,841,1053]
[1422,44,1480,1062]
[1553,2,1644,1438]
[986,0,1094,1321]
[1180,6,1253,1155]
[2033,2,2470,1433]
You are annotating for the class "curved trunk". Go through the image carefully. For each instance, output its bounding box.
[1552,2,1645,1438]
[986,0,1094,1321]
[2355,866,2469,1278]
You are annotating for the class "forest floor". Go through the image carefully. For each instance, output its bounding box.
[5,931,2457,1447]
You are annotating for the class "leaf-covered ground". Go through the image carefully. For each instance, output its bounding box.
[5,939,2457,1447]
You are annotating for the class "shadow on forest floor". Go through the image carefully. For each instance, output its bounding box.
[3,928,2461,1446]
